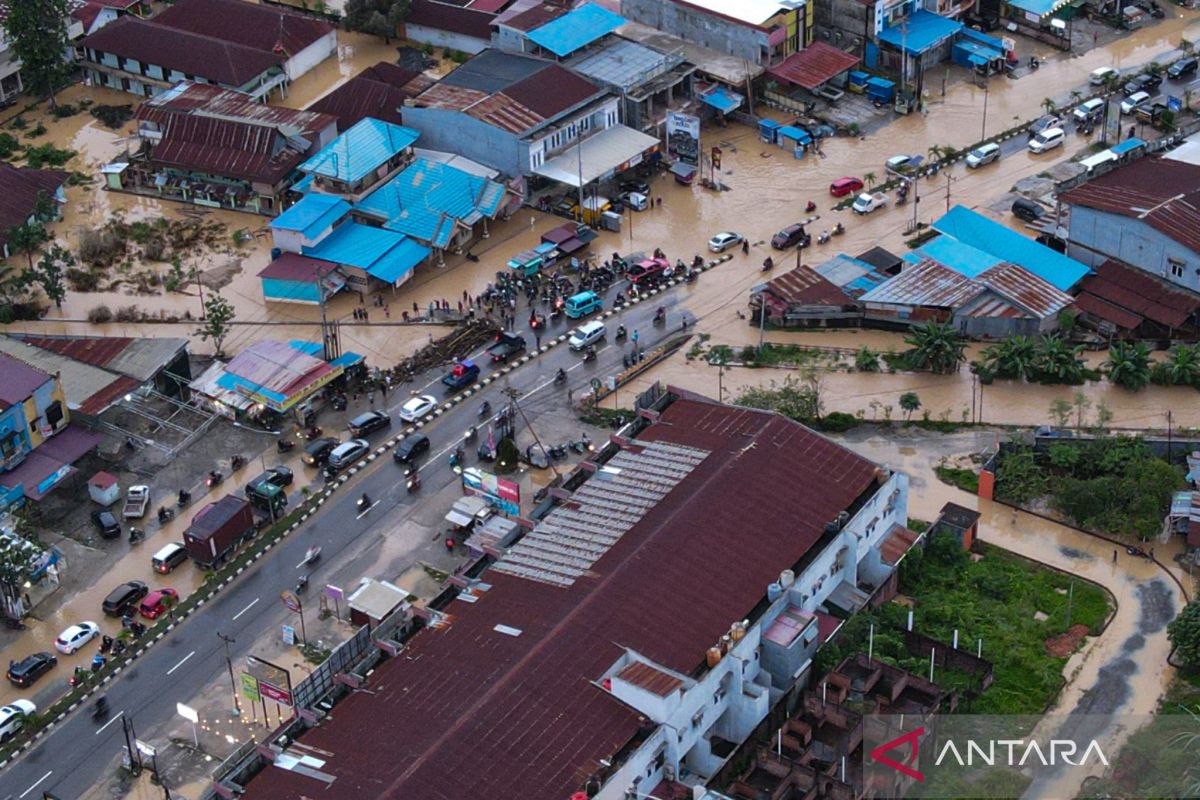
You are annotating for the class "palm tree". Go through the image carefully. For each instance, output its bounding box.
[927,144,945,163]
[1069,89,1082,106]
[863,171,877,189]
[1153,343,1200,386]
[1104,340,1153,390]
[1032,335,1087,385]
[1042,97,1057,115]
[855,347,880,372]
[904,322,966,374]
[980,335,1037,380]
[899,391,921,420]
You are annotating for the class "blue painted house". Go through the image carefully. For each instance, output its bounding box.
[297,118,420,199]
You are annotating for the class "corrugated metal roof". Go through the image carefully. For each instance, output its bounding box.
[916,234,1001,279]
[0,337,127,414]
[758,264,852,307]
[616,661,683,697]
[526,2,625,58]
[812,253,888,295]
[256,253,340,283]
[1074,258,1200,329]
[12,335,187,382]
[152,115,306,185]
[356,157,507,249]
[878,10,963,55]
[223,340,331,398]
[299,118,420,183]
[0,351,51,408]
[152,0,332,57]
[976,261,1073,318]
[767,42,860,90]
[932,205,1091,291]
[0,164,67,249]
[304,222,429,284]
[269,193,350,237]
[136,82,335,140]
[566,36,677,93]
[860,258,984,308]
[1060,156,1200,257]
[407,0,496,39]
[238,396,879,800]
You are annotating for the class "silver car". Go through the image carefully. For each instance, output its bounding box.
[965,143,1000,168]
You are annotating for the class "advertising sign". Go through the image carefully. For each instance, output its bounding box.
[666,112,700,165]
[282,624,295,646]
[247,656,291,706]
[280,590,301,613]
[240,673,260,703]
[462,467,520,516]
[259,681,293,707]
[1104,99,1121,145]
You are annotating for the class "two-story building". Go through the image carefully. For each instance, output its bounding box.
[0,163,67,262]
[403,49,659,197]
[78,0,336,100]
[620,0,811,69]
[1059,155,1200,294]
[236,390,919,800]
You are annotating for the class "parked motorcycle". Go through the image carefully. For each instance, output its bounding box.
[817,231,831,245]
[833,222,845,236]
[98,635,114,654]
[230,454,246,471]
[69,666,88,687]
[205,470,223,488]
[177,488,191,507]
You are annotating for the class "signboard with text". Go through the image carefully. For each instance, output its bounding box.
[462,467,520,516]
[666,112,700,165]
[240,673,261,704]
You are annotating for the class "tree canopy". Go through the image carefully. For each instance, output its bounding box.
[3,0,72,109]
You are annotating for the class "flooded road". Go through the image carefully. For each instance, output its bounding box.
[839,429,1184,800]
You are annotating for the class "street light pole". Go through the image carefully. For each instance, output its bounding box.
[217,632,241,716]
[981,81,989,141]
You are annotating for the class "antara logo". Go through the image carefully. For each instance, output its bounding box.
[870,727,926,782]
[870,727,1110,780]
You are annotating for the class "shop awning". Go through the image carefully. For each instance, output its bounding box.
[668,161,696,178]
[1006,0,1073,17]
[533,125,659,188]
[767,42,861,90]
[558,237,585,254]
[700,87,743,113]
[878,10,963,56]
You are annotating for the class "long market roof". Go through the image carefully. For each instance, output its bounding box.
[878,10,964,56]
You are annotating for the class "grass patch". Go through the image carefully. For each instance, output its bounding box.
[935,464,979,493]
[817,536,1113,716]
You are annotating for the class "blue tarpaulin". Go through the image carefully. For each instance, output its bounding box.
[700,87,743,113]
[878,10,963,56]
[1110,137,1146,155]
[777,126,812,145]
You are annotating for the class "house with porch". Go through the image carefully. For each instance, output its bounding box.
[78,0,335,100]
[296,117,421,201]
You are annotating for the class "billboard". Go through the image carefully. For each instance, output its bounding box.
[462,467,520,516]
[666,112,700,165]
[247,656,292,707]
[1103,98,1121,145]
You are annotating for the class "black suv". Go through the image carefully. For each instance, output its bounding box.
[102,580,148,616]
[393,434,431,465]
[1124,73,1162,95]
[302,437,339,466]
[348,411,390,437]
[1169,57,1198,80]
[6,652,56,688]
[91,510,121,539]
[245,466,293,499]
[1012,198,1045,223]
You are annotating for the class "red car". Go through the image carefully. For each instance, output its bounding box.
[628,257,670,286]
[830,177,864,197]
[139,588,179,619]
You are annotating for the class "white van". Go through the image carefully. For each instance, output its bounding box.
[1028,128,1065,153]
[1073,98,1106,124]
[1120,91,1150,115]
[1079,149,1119,173]
[568,320,606,351]
[1090,66,1119,85]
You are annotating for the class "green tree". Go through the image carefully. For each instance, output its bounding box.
[1170,601,1200,666]
[903,322,965,374]
[1071,390,1091,432]
[1032,335,1087,385]
[3,0,72,110]
[980,335,1037,380]
[899,391,921,420]
[32,243,71,309]
[494,437,520,474]
[1094,400,1113,432]
[344,0,408,39]
[854,346,880,372]
[1048,397,1072,428]
[1105,340,1152,390]
[386,0,411,30]
[1152,343,1200,387]
[1041,97,1057,115]
[197,291,235,357]
[863,171,877,189]
[4,221,47,271]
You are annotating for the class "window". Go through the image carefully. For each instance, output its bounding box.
[1170,260,1185,278]
[45,401,63,430]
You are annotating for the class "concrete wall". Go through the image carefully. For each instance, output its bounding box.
[491,24,531,53]
[401,106,523,176]
[814,0,871,53]
[285,30,337,82]
[405,24,488,55]
[1067,205,1200,292]
[622,0,770,64]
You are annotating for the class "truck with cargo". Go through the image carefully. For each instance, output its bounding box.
[183,495,255,568]
[122,485,150,519]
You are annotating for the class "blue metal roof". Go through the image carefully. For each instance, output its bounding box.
[917,234,1002,279]
[526,3,625,58]
[932,205,1091,291]
[1005,0,1070,18]
[270,193,350,238]
[878,11,963,56]
[299,118,420,184]
[288,341,324,356]
[777,125,812,144]
[330,351,364,368]
[701,87,743,113]
[355,158,507,250]
[304,222,430,285]
[1110,137,1145,155]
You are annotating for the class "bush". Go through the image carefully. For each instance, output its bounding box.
[141,238,166,261]
[51,104,78,118]
[0,133,19,159]
[8,116,26,130]
[87,305,113,323]
[817,411,859,433]
[67,267,100,291]
[24,143,74,168]
[89,104,133,129]
[78,229,125,266]
[114,305,141,323]
[23,122,46,139]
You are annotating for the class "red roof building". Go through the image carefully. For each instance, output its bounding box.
[0,164,67,256]
[238,393,914,800]
[306,62,434,132]
[1072,258,1200,335]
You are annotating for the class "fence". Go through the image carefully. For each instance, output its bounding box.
[291,622,371,711]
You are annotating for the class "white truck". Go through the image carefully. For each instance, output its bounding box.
[852,192,888,215]
[123,485,150,519]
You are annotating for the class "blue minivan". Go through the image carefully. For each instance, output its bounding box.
[564,291,602,319]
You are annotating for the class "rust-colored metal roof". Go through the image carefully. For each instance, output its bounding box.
[1076,258,1200,329]
[502,3,568,30]
[1060,156,1200,256]
[0,164,67,248]
[760,264,852,307]
[152,0,333,57]
[502,63,600,120]
[880,524,921,566]
[860,258,984,308]
[767,42,860,90]
[240,397,879,800]
[1072,292,1143,330]
[151,115,306,185]
[617,661,683,697]
[408,0,497,38]
[136,82,335,140]
[17,335,134,368]
[976,261,1073,319]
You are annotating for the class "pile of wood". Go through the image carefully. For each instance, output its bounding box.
[393,318,500,379]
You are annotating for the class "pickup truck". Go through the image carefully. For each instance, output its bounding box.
[123,485,150,519]
[1135,102,1170,127]
[487,333,527,363]
[442,359,480,391]
[852,192,888,215]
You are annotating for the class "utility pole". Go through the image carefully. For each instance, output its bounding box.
[943,172,958,213]
[217,632,241,716]
[981,80,989,141]
[503,386,560,477]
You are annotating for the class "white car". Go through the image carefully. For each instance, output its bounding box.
[708,232,743,252]
[1089,66,1119,85]
[1028,128,1065,154]
[965,143,1001,168]
[1120,91,1150,115]
[0,700,34,741]
[885,154,913,172]
[398,394,437,423]
[852,192,887,215]
[55,621,100,654]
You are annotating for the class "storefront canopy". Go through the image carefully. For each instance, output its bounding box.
[1006,0,1072,18]
[700,87,744,113]
[878,10,964,56]
[533,125,659,188]
[767,42,861,90]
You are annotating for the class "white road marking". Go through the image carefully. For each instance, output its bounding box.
[94,711,124,736]
[166,650,194,675]
[355,501,380,520]
[232,597,259,620]
[19,770,51,797]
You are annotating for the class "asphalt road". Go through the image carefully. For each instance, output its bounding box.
[0,270,691,800]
